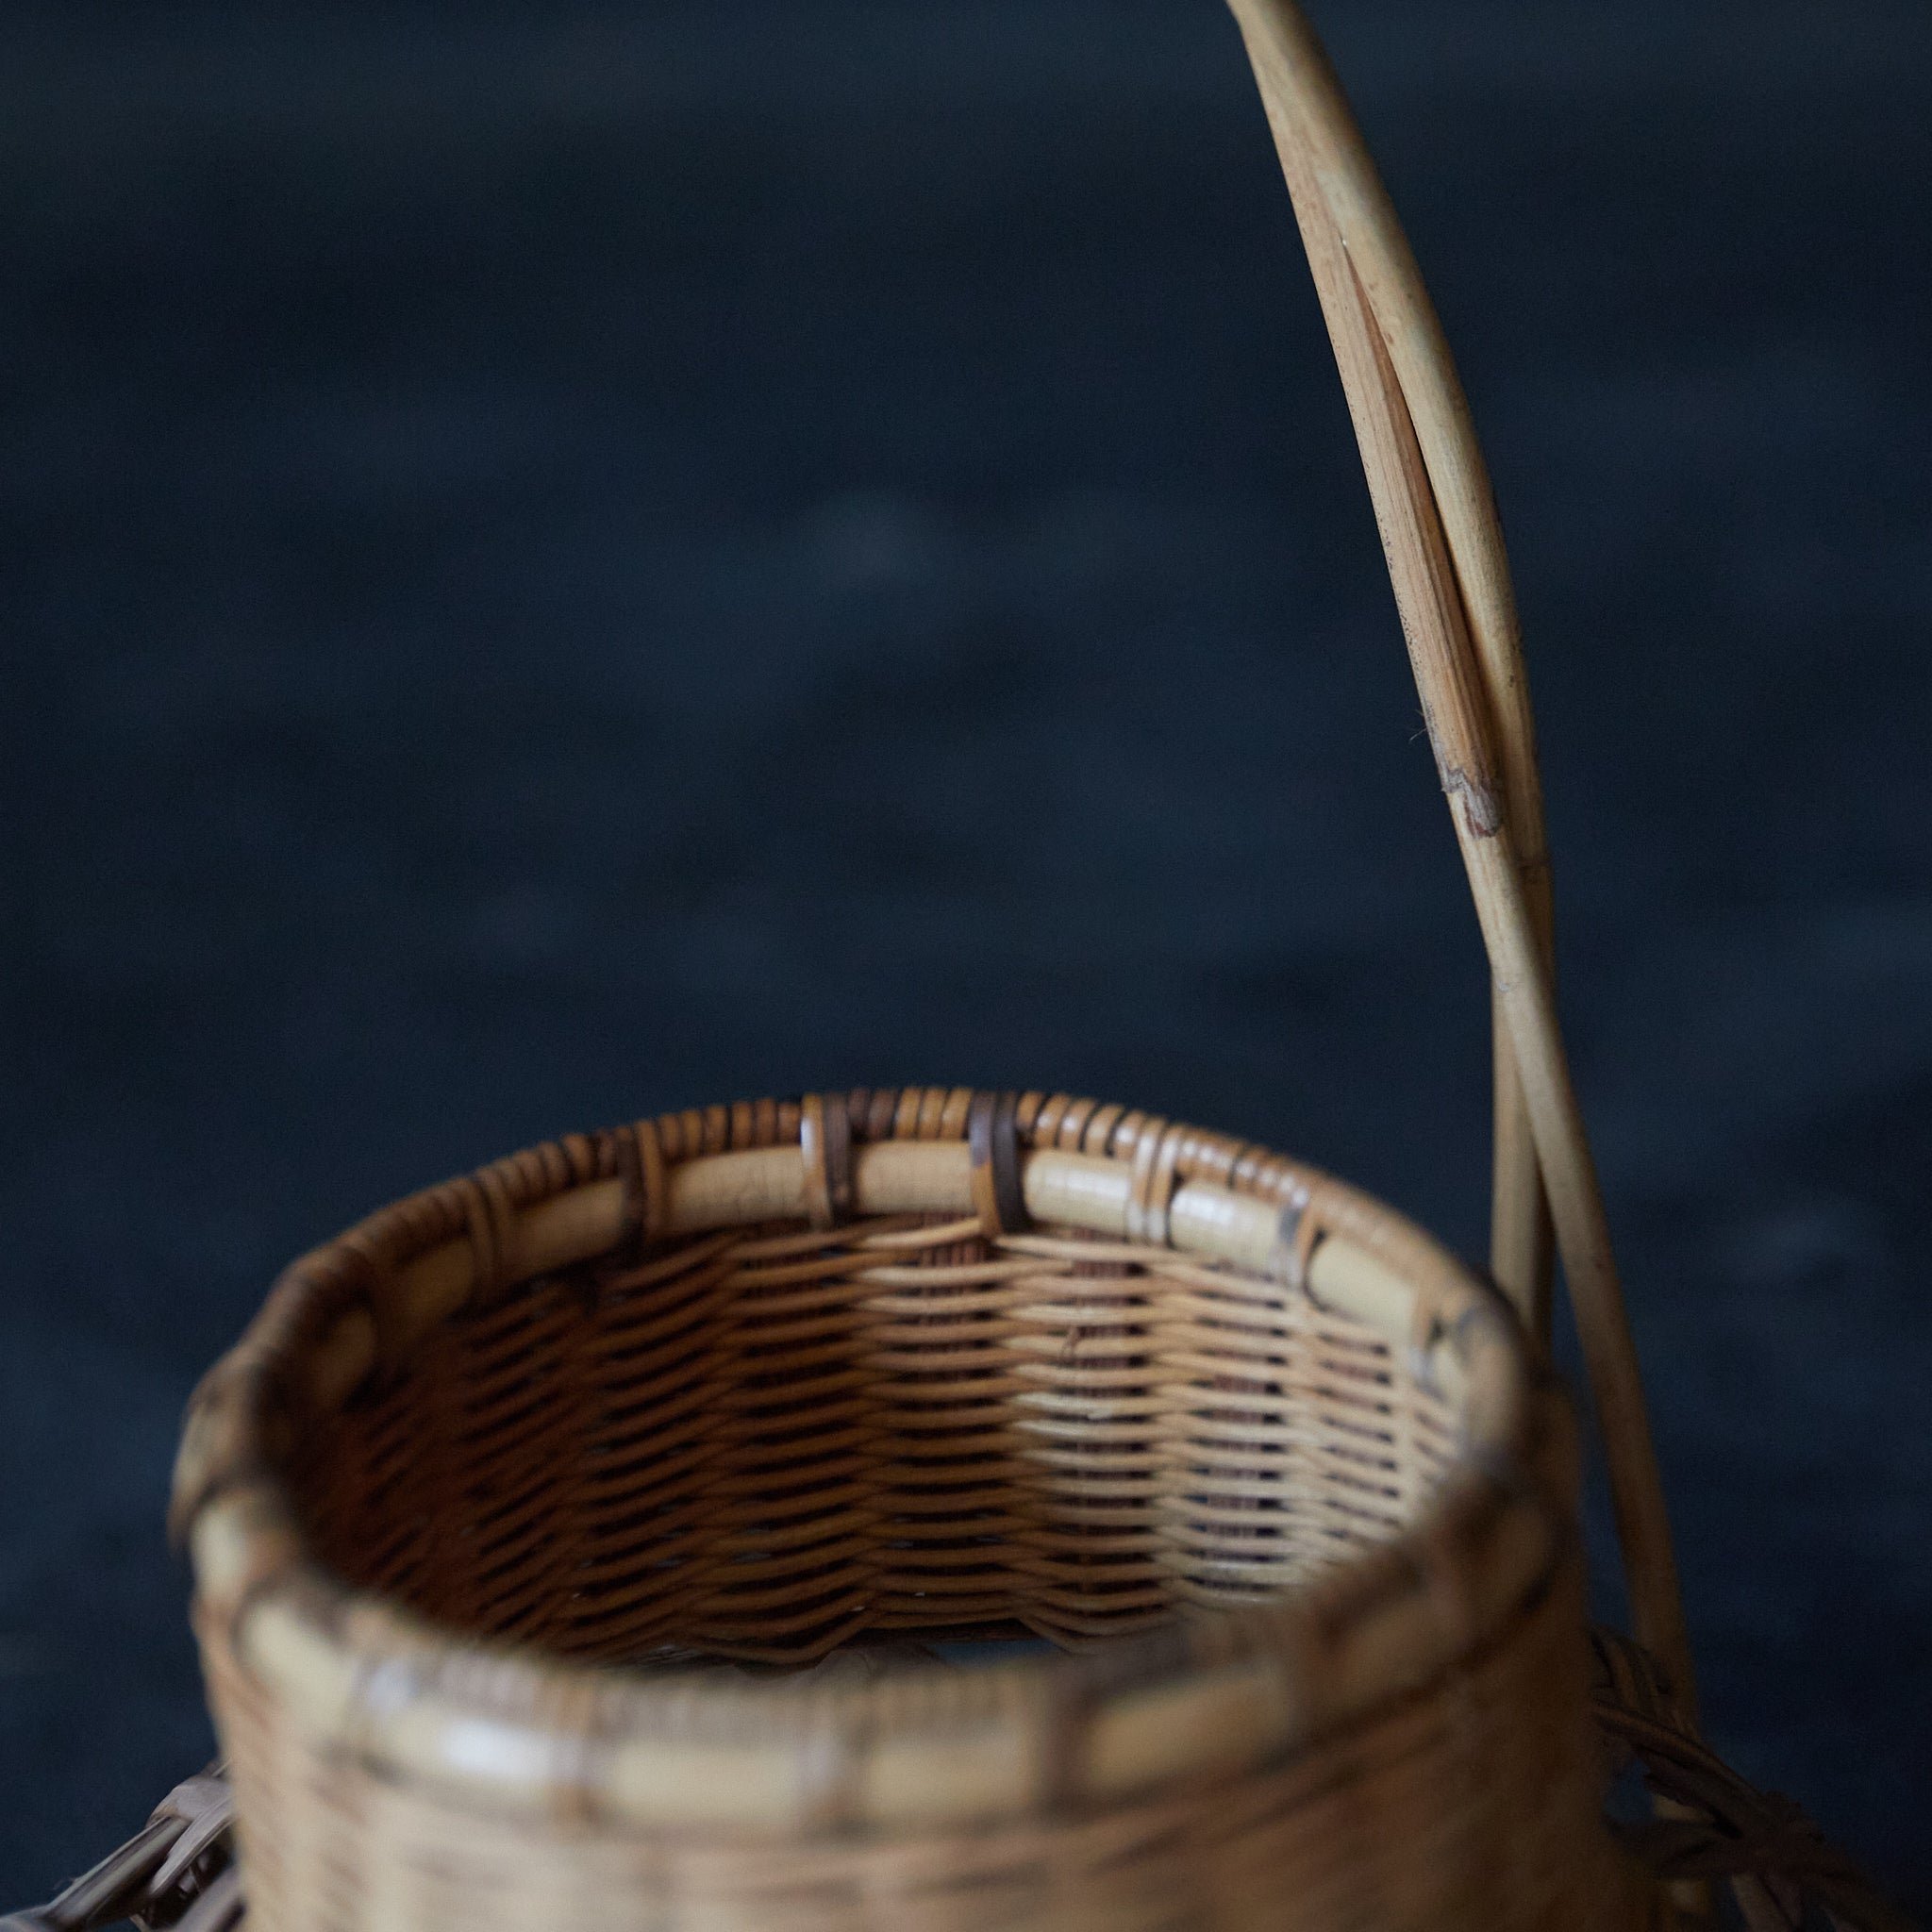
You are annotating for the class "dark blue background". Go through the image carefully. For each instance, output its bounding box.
[4,0,1929,1913]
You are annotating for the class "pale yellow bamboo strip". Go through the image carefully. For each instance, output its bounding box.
[1221,0,1557,1330]
[1224,0,1693,1714]
[1491,984,1557,1334]
[1456,834,1692,1709]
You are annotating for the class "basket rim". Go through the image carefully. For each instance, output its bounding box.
[175,1086,1576,1834]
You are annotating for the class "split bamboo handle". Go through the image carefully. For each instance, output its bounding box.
[1224,0,1694,1713]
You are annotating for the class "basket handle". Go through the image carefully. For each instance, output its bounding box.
[1224,0,1694,1712]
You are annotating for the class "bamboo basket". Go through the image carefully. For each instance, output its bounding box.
[165,1091,1638,1932]
[7,4,1913,1931]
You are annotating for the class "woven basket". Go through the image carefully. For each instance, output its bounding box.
[170,1091,1644,1932]
[40,2,1907,1929]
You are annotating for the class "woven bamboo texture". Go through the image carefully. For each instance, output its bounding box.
[168,1088,1646,1931]
[15,1645,1915,1932]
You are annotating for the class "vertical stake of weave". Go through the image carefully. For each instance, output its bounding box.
[1224,0,1694,1716]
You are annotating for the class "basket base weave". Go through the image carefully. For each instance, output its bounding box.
[197,1563,1634,1932]
[10,1630,1913,1932]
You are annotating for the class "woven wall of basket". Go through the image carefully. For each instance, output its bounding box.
[173,1090,1652,1932]
[150,2,1732,1929]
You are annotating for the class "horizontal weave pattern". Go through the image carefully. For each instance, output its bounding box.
[199,1554,1631,1932]
[292,1218,1457,1660]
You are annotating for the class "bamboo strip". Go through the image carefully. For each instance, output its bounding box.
[1224,0,1692,1713]
[1219,0,1557,1331]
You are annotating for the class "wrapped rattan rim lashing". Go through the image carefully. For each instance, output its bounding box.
[172,1089,1604,1882]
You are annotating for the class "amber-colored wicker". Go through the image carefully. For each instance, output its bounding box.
[172,1089,1650,1932]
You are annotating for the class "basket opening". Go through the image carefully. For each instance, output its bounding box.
[286,1211,1462,1669]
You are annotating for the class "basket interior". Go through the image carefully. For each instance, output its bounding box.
[288,1210,1462,1667]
